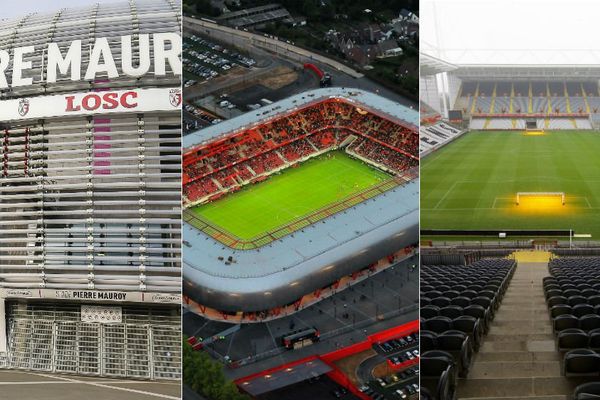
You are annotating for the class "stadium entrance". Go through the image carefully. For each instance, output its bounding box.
[1,300,180,379]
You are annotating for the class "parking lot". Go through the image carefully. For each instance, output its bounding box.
[183,34,255,87]
[0,370,180,400]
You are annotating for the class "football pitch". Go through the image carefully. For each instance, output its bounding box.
[190,151,391,240]
[421,130,600,239]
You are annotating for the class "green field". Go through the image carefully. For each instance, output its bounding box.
[421,130,600,239]
[190,151,390,240]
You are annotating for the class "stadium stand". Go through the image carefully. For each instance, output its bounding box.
[546,258,600,378]
[419,121,465,156]
[183,99,418,206]
[453,80,597,130]
[420,259,516,398]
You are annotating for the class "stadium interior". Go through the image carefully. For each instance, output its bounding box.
[183,98,418,209]
[182,88,419,399]
[420,51,600,399]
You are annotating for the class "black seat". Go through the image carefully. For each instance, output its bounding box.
[589,295,600,306]
[431,296,452,308]
[563,349,600,377]
[550,304,572,318]
[438,331,472,378]
[421,296,431,307]
[564,289,582,298]
[450,296,470,308]
[452,316,482,350]
[557,329,588,352]
[421,350,458,388]
[461,290,478,299]
[580,314,600,332]
[463,304,490,333]
[421,305,441,319]
[554,314,579,333]
[443,290,460,299]
[569,296,588,307]
[545,288,562,300]
[426,316,453,334]
[589,328,600,350]
[548,296,568,307]
[471,296,492,311]
[440,306,464,319]
[420,330,438,353]
[573,304,595,318]
[573,381,600,399]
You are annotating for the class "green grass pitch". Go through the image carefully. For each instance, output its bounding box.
[421,130,600,239]
[190,151,391,240]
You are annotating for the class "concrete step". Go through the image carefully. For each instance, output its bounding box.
[462,396,567,400]
[480,338,555,353]
[468,361,561,378]
[493,312,552,322]
[474,351,560,362]
[485,333,555,342]
[458,376,595,398]
[496,305,548,312]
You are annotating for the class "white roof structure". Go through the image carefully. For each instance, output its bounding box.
[422,0,600,66]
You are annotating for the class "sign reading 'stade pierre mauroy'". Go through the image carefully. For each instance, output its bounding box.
[0,33,182,88]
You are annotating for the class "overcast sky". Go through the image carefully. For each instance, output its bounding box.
[421,0,600,65]
[0,0,122,20]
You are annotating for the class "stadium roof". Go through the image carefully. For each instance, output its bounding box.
[420,53,458,76]
[421,0,600,66]
[452,65,600,80]
[183,87,419,152]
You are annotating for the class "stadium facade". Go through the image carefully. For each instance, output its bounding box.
[183,88,419,321]
[0,0,182,379]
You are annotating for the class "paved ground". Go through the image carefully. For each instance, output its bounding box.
[257,374,360,400]
[0,370,181,400]
[184,256,418,380]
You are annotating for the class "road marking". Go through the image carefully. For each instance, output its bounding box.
[29,373,179,399]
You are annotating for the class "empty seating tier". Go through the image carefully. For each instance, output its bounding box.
[420,259,516,399]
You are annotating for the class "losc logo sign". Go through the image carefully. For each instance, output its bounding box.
[17,98,30,116]
[169,88,181,107]
[65,91,138,112]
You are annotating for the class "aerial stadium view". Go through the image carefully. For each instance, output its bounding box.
[0,1,182,398]
[181,2,420,397]
[420,1,600,399]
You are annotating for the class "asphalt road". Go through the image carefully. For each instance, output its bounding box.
[0,370,181,400]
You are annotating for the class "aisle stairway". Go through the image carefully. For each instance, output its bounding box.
[457,254,593,400]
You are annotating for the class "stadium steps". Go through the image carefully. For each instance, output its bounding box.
[490,83,497,113]
[456,261,574,400]
[581,83,591,113]
[564,83,573,114]
[528,83,533,113]
[471,83,480,114]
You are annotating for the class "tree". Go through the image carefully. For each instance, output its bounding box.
[183,339,250,400]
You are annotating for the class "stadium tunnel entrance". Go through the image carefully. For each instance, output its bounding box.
[0,298,180,379]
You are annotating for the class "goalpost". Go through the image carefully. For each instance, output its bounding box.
[516,192,565,205]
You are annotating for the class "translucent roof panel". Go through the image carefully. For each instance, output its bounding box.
[422,0,600,65]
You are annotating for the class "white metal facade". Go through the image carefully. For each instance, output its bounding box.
[0,0,182,379]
